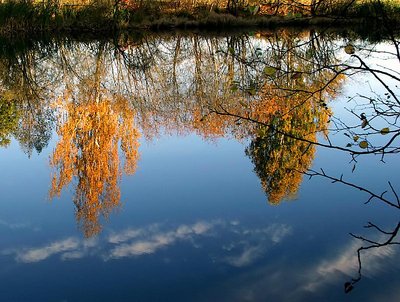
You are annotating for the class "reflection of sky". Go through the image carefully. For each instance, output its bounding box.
[1,44,400,302]
[1,126,399,301]
[4,220,292,264]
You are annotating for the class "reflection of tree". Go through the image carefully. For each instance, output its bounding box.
[246,125,314,205]
[244,64,343,204]
[50,94,140,237]
[190,31,343,204]
[243,88,332,204]
[0,31,348,228]
[0,97,19,147]
[211,29,400,289]
[49,46,141,237]
[0,44,54,155]
[13,102,53,156]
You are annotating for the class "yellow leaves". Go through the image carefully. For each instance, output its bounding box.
[380,127,390,135]
[359,141,368,149]
[251,123,316,205]
[49,92,141,238]
[263,66,277,77]
[242,61,339,205]
[344,44,355,55]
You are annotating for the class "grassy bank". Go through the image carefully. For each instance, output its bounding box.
[0,0,398,34]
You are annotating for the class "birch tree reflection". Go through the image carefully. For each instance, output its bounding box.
[49,45,140,238]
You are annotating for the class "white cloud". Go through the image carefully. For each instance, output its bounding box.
[303,238,398,293]
[6,219,293,269]
[221,223,292,268]
[17,238,80,263]
[108,229,143,244]
[0,219,30,230]
[110,237,173,258]
[61,251,85,260]
[225,245,265,267]
[267,224,292,243]
[83,237,99,248]
[193,222,214,234]
[108,221,218,259]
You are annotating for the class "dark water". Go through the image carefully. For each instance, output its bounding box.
[0,30,399,301]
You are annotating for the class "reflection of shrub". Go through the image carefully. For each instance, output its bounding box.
[0,98,19,147]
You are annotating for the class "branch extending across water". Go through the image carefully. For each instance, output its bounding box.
[298,167,400,291]
[303,168,400,209]
[349,222,400,288]
[210,106,400,156]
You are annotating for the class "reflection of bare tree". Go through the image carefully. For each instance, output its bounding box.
[346,222,400,292]
[0,41,56,155]
[307,32,400,290]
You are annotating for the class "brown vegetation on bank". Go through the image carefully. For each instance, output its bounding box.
[0,0,398,34]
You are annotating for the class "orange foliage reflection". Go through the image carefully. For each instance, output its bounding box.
[50,93,140,237]
[192,70,343,204]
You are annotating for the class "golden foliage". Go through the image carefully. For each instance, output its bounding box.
[50,93,140,237]
[192,65,344,205]
[244,71,341,204]
[246,102,320,205]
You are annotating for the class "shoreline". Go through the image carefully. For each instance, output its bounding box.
[0,15,368,34]
[0,3,390,36]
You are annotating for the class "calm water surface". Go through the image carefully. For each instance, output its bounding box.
[0,30,399,301]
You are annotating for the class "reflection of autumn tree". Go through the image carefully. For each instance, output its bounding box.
[50,94,140,237]
[242,34,344,204]
[207,79,335,204]
[0,97,19,147]
[0,32,346,210]
[245,98,327,204]
[0,45,54,155]
[49,46,141,237]
[118,31,343,205]
[190,31,344,204]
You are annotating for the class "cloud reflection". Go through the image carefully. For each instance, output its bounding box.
[108,228,146,244]
[17,238,80,263]
[224,245,265,267]
[5,219,399,302]
[107,221,217,259]
[222,223,292,267]
[0,218,31,230]
[15,237,98,263]
[213,235,399,302]
[5,220,292,268]
[302,237,398,293]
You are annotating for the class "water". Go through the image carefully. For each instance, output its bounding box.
[0,29,399,301]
